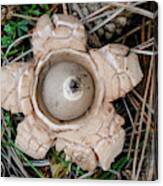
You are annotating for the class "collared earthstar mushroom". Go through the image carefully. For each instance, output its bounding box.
[1,14,143,171]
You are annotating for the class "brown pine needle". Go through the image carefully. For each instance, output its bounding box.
[5,34,32,57]
[62,3,68,15]
[135,63,154,180]
[89,7,124,34]
[122,98,134,126]
[132,90,154,114]
[127,110,140,159]
[12,12,39,21]
[81,4,112,21]
[132,52,154,179]
[131,48,157,56]
[9,49,33,63]
[115,21,151,42]
[109,2,154,19]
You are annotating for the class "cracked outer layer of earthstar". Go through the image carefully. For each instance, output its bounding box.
[1,14,143,171]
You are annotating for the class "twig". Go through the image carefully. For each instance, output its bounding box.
[109,169,121,179]
[131,89,154,114]
[11,12,39,21]
[1,111,29,177]
[135,65,154,180]
[132,1,149,6]
[115,21,151,42]
[62,3,68,15]
[1,50,9,65]
[147,131,155,180]
[81,4,112,21]
[23,159,50,167]
[126,129,146,137]
[130,48,157,56]
[127,110,140,159]
[83,10,115,24]
[89,7,124,34]
[5,34,32,57]
[78,170,96,179]
[9,49,33,63]
[128,95,153,124]
[132,52,154,179]
[122,98,134,127]
[109,2,154,19]
[82,1,143,23]
[11,146,29,177]
[73,4,92,30]
[135,37,154,50]
[136,42,154,50]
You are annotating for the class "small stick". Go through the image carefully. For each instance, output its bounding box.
[147,131,155,180]
[132,1,149,6]
[130,48,157,56]
[128,95,151,124]
[109,2,154,19]
[81,4,112,21]
[1,50,9,65]
[132,52,154,179]
[62,3,68,15]
[89,7,124,34]
[73,4,92,30]
[83,1,143,22]
[141,17,146,45]
[122,98,134,127]
[109,169,121,179]
[23,159,50,167]
[131,90,154,114]
[127,110,140,159]
[11,147,29,177]
[135,38,154,50]
[78,170,96,179]
[9,49,33,63]
[136,42,154,50]
[115,21,151,42]
[5,34,32,57]
[11,13,39,21]
[84,10,115,24]
[135,37,154,50]
[135,67,154,180]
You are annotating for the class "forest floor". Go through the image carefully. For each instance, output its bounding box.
[1,2,158,180]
